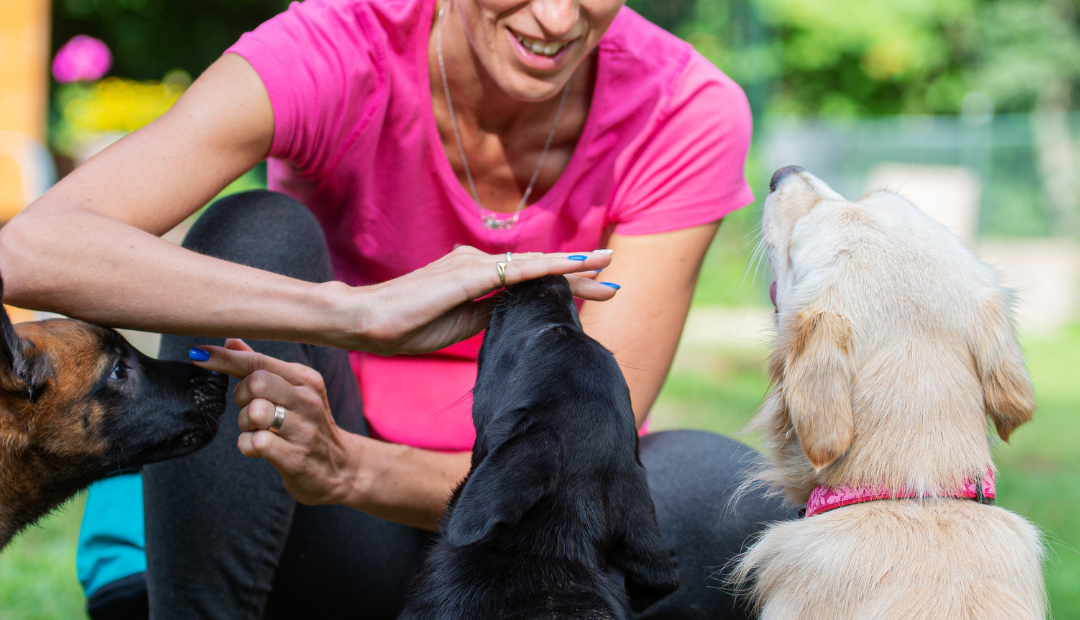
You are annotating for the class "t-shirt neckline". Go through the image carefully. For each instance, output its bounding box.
[418,0,605,240]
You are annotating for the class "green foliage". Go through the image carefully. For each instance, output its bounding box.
[972,0,1080,111]
[630,0,1080,115]
[52,0,290,81]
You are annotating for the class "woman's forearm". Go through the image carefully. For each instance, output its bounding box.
[582,223,721,426]
[0,207,356,346]
[342,434,471,531]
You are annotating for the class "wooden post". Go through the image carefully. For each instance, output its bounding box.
[0,0,53,221]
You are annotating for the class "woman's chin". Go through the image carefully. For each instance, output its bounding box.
[489,59,581,103]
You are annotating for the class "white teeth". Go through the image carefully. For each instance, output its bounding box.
[515,33,568,57]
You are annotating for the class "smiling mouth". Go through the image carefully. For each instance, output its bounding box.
[512,31,573,57]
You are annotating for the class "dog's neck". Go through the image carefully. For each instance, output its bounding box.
[803,467,996,518]
[0,448,94,550]
[755,340,997,505]
[828,341,994,492]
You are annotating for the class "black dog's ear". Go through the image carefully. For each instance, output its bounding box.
[609,467,680,612]
[0,284,47,400]
[0,291,28,377]
[445,426,559,547]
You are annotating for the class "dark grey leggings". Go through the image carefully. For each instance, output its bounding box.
[141,190,797,620]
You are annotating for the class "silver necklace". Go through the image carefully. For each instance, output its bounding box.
[436,3,572,231]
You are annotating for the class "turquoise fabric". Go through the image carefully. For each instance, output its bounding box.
[77,474,147,597]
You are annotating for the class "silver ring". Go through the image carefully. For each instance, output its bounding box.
[505,251,513,262]
[270,404,285,432]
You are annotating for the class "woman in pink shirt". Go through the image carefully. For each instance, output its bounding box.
[1,0,795,617]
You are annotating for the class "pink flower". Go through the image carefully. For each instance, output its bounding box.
[53,36,113,83]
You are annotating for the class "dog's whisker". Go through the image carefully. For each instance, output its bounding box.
[735,237,767,302]
[750,242,772,294]
[730,227,765,260]
[423,390,474,422]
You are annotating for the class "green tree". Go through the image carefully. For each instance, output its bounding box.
[52,0,290,81]
[631,0,1080,116]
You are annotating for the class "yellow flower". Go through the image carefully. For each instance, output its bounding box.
[63,77,185,135]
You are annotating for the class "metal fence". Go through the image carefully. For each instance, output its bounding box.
[759,112,1079,238]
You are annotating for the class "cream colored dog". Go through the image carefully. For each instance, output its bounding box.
[732,166,1046,619]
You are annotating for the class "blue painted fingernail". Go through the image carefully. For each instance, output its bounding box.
[596,269,603,273]
[601,282,621,290]
[568,255,587,261]
[189,348,210,362]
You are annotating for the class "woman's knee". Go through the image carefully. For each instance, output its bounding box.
[183,190,333,284]
[634,431,796,619]
[639,430,797,529]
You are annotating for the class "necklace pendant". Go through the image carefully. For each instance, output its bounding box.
[482,214,514,231]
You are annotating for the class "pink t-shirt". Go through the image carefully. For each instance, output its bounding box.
[226,0,754,452]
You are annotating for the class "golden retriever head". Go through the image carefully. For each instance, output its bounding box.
[755,166,1034,503]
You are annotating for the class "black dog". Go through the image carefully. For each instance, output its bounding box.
[399,276,679,619]
[0,281,227,549]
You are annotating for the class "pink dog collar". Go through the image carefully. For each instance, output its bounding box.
[804,468,996,518]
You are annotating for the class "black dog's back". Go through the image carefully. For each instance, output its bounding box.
[399,276,678,619]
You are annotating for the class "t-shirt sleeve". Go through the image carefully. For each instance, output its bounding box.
[609,52,755,236]
[225,0,381,176]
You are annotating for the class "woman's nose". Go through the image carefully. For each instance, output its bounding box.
[531,0,580,37]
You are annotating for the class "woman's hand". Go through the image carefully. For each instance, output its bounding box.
[349,246,615,355]
[193,339,474,529]
[195,339,359,506]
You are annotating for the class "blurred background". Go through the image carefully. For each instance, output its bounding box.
[0,0,1077,617]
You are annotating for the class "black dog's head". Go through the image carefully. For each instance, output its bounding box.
[0,297,227,547]
[469,274,586,436]
[403,276,678,618]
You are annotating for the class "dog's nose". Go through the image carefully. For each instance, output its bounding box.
[769,166,804,192]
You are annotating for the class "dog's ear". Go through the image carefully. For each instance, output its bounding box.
[445,426,559,547]
[608,468,679,612]
[969,290,1034,442]
[0,284,47,401]
[782,310,855,471]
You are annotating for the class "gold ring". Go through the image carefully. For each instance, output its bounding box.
[496,261,507,287]
[270,404,286,432]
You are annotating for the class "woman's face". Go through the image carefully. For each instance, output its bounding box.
[454,0,625,101]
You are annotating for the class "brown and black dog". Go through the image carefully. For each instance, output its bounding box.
[0,281,227,549]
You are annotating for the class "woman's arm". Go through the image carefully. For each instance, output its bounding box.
[580,222,721,427]
[0,54,304,335]
[0,54,613,354]
[196,339,469,530]
[192,223,718,530]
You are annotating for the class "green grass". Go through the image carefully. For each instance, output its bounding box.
[0,494,87,619]
[652,323,1080,619]
[997,326,1080,616]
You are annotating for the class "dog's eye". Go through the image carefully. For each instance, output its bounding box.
[109,362,127,381]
